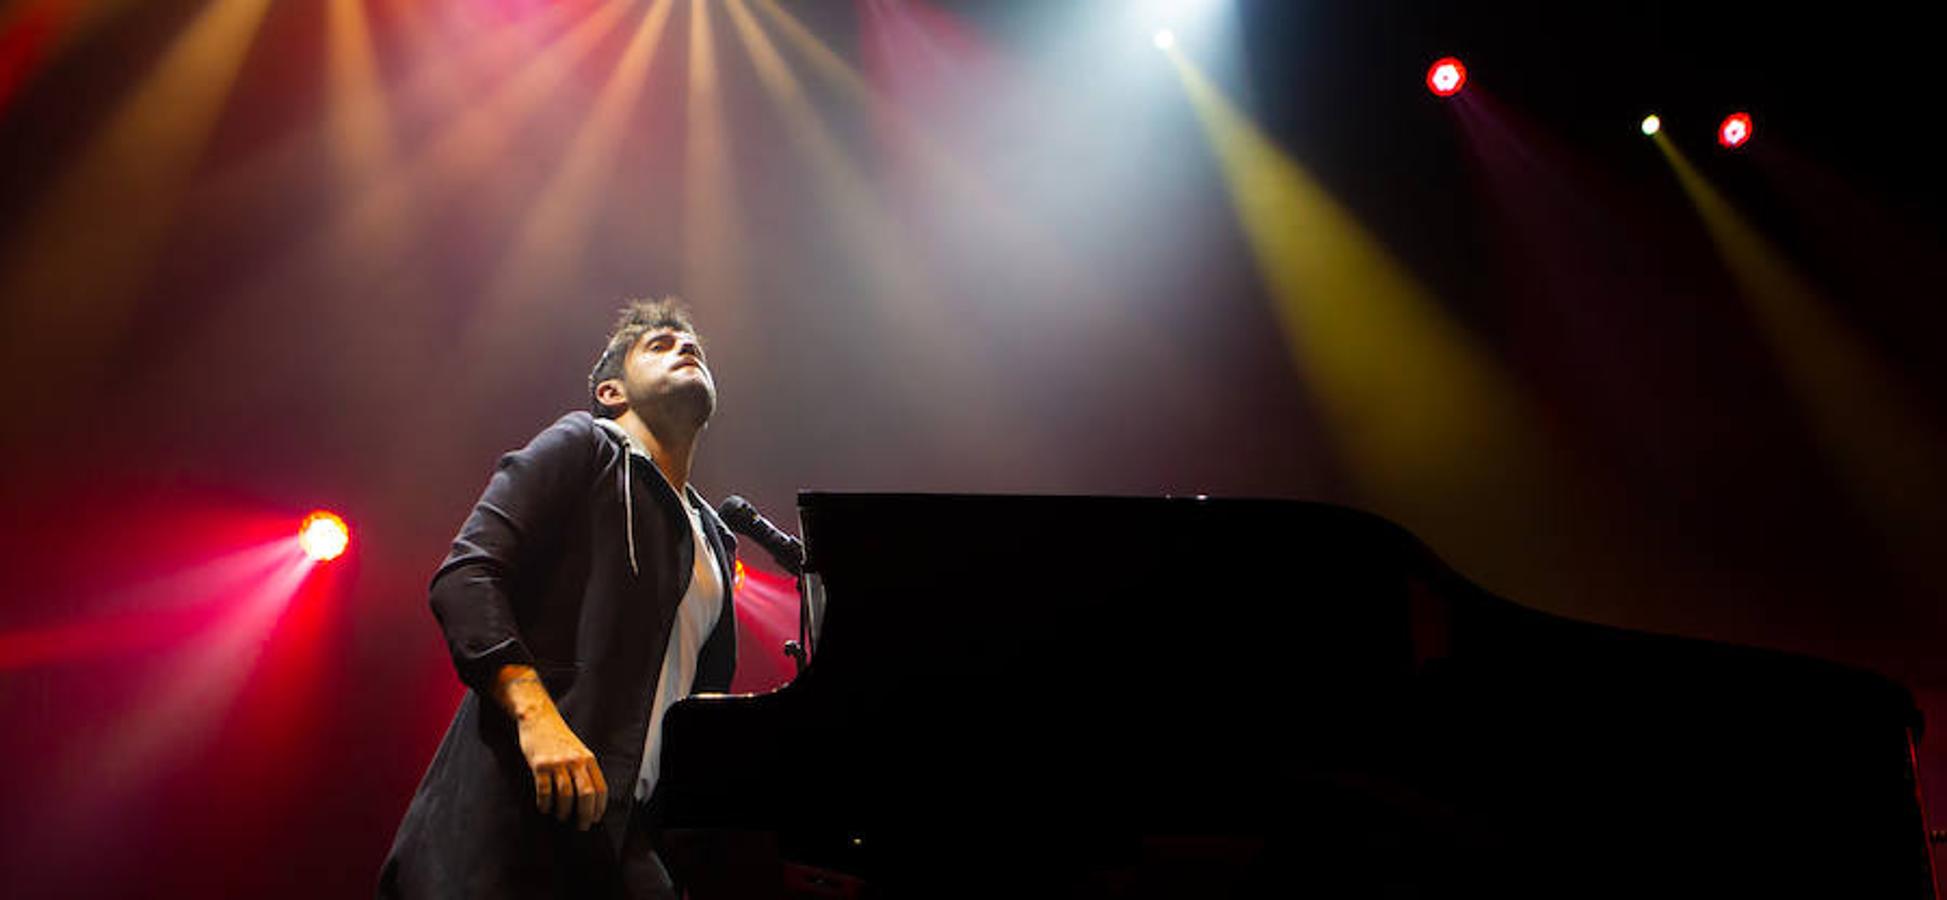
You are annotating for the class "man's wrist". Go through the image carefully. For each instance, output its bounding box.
[506,678,552,723]
[493,665,556,724]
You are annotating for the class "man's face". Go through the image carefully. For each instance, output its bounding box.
[613,327,716,427]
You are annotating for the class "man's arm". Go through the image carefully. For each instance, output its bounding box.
[428,415,594,688]
[491,663,607,831]
[428,413,607,830]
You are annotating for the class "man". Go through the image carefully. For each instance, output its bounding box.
[380,298,739,899]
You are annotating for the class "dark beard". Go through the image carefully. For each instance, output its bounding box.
[645,378,716,432]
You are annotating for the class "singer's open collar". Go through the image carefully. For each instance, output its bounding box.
[592,415,705,514]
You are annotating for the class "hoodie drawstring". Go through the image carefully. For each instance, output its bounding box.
[621,445,639,577]
[595,416,645,577]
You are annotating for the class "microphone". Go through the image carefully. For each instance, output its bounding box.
[717,495,805,576]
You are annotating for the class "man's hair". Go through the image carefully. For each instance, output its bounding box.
[588,296,700,418]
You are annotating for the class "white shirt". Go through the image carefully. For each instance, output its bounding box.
[621,465,725,802]
[590,417,727,802]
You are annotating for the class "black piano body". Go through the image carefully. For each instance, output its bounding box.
[657,494,1934,898]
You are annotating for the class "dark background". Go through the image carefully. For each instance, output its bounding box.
[0,1,1940,895]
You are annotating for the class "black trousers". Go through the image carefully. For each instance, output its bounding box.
[543,802,676,900]
[617,802,678,900]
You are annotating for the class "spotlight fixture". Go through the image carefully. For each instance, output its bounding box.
[299,510,350,562]
[1153,29,1176,50]
[1426,57,1466,97]
[1718,112,1752,149]
[1641,114,1662,136]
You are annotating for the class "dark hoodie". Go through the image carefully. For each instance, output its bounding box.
[379,411,738,899]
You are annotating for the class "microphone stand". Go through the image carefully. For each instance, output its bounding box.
[719,495,810,678]
[779,553,809,678]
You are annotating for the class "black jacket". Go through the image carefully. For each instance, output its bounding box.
[379,412,738,899]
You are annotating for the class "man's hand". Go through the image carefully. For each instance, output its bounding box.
[494,665,609,831]
[516,707,608,830]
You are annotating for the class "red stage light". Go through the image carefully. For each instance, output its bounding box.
[298,511,349,562]
[1427,57,1467,97]
[1718,112,1752,149]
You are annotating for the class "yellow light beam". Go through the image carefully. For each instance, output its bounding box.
[0,0,273,407]
[1168,48,1575,586]
[325,0,396,190]
[183,0,585,217]
[374,0,585,145]
[760,0,1253,427]
[746,0,981,217]
[750,0,1182,369]
[190,0,630,328]
[416,0,632,189]
[316,0,629,273]
[723,0,1037,470]
[127,3,634,461]
[748,0,1066,294]
[322,0,414,260]
[1654,132,1947,541]
[680,0,749,336]
[723,0,938,321]
[462,0,679,352]
[750,0,873,102]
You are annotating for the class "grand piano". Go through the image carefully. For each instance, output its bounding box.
[657,494,1935,898]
